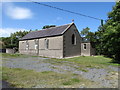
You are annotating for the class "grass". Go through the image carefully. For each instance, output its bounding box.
[2,67,94,88]
[73,66,88,72]
[49,56,119,69]
[1,53,119,67]
[62,81,72,85]
[41,71,53,74]
[64,56,119,66]
[62,78,81,85]
[80,69,88,72]
[1,53,30,58]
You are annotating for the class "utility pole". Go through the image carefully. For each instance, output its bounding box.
[101,19,104,26]
[100,19,104,55]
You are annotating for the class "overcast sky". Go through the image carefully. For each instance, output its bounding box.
[1,2,115,37]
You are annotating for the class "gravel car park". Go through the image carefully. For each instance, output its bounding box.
[1,54,119,88]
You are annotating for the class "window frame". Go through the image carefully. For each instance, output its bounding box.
[83,44,87,50]
[26,41,29,50]
[34,39,38,50]
[45,39,49,49]
[72,34,76,45]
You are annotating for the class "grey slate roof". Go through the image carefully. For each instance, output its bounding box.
[20,23,73,40]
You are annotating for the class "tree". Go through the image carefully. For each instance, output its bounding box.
[96,2,120,63]
[10,30,30,49]
[1,37,11,49]
[80,27,90,37]
[1,30,30,50]
[80,27,96,43]
[42,25,56,29]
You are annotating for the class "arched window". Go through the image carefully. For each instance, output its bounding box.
[72,34,76,45]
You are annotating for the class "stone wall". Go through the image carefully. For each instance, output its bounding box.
[63,24,81,57]
[38,36,63,58]
[81,43,95,56]
[6,48,15,54]
[19,35,63,58]
[81,43,91,56]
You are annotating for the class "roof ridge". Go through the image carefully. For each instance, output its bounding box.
[32,23,72,32]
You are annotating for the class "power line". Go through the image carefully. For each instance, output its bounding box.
[29,0,105,21]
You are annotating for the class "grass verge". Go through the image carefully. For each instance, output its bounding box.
[49,56,119,68]
[1,53,30,58]
[2,67,95,88]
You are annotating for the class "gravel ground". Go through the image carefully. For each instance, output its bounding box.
[1,81,13,88]
[82,68,118,88]
[2,57,66,73]
[2,57,119,88]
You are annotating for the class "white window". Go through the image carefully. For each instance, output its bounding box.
[72,34,76,45]
[35,44,38,50]
[45,39,49,49]
[34,39,38,50]
[26,41,29,50]
[83,44,86,50]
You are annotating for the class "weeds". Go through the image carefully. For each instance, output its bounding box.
[62,78,80,85]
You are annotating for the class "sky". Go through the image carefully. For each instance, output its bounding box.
[1,2,116,37]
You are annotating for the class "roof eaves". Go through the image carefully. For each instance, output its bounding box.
[19,34,63,41]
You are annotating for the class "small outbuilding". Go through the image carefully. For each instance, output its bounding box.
[81,42,96,56]
[81,37,96,56]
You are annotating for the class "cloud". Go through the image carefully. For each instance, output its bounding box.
[0,28,27,37]
[4,3,33,19]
